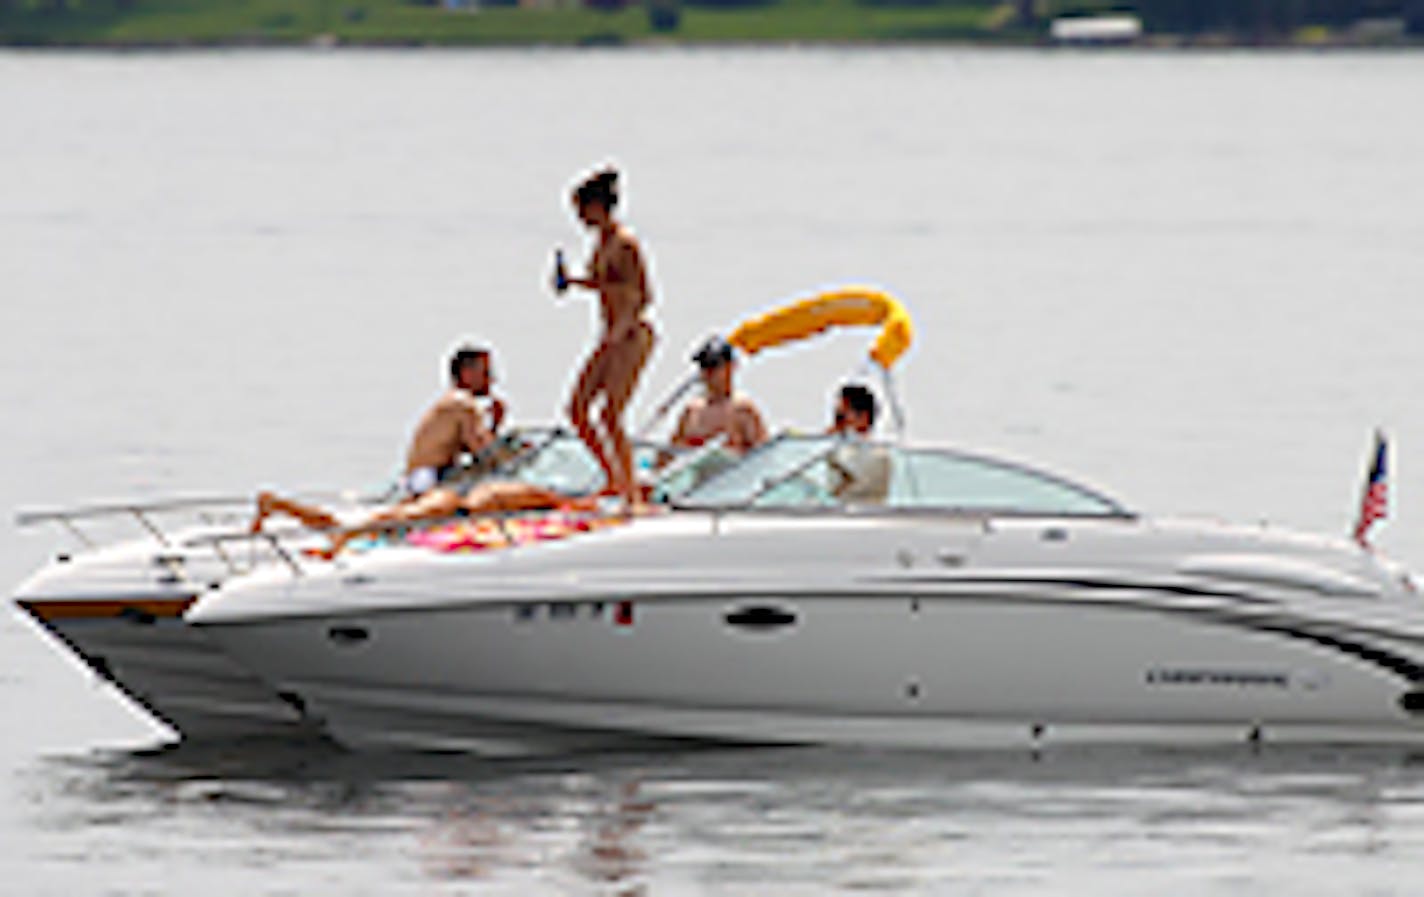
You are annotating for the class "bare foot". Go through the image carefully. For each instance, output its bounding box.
[602,490,649,519]
[249,491,274,534]
[619,483,650,515]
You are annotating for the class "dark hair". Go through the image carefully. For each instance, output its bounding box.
[839,383,877,426]
[692,336,734,370]
[574,167,619,211]
[449,345,489,381]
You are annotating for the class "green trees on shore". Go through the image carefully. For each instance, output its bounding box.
[1,0,1421,43]
[1127,0,1422,36]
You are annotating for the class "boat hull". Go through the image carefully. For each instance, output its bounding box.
[199,591,1424,754]
[187,513,1424,754]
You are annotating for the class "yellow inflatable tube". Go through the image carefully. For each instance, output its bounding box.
[727,287,914,370]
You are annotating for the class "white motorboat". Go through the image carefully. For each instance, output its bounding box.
[186,431,1424,755]
[21,287,1421,755]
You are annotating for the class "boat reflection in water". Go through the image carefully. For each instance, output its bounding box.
[417,770,653,893]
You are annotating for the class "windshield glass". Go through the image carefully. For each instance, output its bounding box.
[677,435,1123,516]
[890,449,1120,514]
[674,437,837,508]
[494,429,692,499]
[505,431,607,493]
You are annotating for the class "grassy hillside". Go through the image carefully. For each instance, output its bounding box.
[0,0,1010,46]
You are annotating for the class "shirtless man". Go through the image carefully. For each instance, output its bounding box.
[558,166,657,506]
[403,345,505,496]
[670,337,767,455]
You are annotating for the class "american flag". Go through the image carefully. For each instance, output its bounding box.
[1353,430,1388,548]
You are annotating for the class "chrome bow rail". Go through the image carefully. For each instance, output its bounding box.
[15,495,257,548]
[14,492,376,580]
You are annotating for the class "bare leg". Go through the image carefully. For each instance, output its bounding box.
[459,481,599,515]
[598,321,656,506]
[319,489,465,559]
[569,343,617,494]
[598,404,630,501]
[304,485,601,560]
[328,484,594,558]
[250,491,341,533]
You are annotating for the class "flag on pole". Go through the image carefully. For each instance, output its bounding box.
[1353,430,1388,548]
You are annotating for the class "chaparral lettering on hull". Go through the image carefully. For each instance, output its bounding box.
[1145,668,1291,688]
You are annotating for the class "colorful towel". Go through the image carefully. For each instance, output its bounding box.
[405,508,625,554]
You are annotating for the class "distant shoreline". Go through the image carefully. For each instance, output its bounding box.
[3,2,1421,51]
[4,36,1423,50]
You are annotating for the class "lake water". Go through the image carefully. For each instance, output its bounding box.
[3,47,1423,894]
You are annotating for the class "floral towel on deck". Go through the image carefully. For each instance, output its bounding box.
[405,508,626,554]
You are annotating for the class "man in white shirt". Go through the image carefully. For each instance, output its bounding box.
[827,383,891,503]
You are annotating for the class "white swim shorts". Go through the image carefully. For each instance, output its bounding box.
[403,466,439,498]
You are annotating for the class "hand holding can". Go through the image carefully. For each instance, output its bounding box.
[553,249,569,295]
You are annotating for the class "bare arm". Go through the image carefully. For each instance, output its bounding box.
[457,400,494,456]
[740,401,769,450]
[656,405,697,468]
[565,244,605,290]
[670,405,697,449]
[486,396,506,434]
[569,233,642,288]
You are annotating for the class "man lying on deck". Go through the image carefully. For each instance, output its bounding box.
[250,482,600,560]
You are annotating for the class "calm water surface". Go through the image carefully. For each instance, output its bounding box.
[2,48,1423,894]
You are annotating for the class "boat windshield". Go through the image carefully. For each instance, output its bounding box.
[674,435,1126,516]
[489,428,700,501]
[501,430,609,494]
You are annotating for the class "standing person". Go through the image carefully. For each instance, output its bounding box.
[556,166,657,505]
